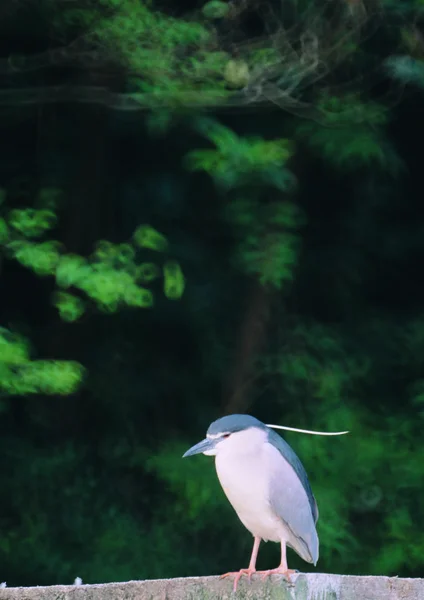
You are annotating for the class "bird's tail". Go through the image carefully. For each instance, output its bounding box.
[290,527,319,565]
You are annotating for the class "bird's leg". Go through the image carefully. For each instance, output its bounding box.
[260,541,297,582]
[220,536,261,592]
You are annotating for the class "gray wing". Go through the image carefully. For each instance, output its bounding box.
[266,428,319,564]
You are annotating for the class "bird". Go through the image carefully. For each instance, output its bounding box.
[183,414,319,592]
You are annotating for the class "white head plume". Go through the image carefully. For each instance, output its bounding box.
[266,423,349,436]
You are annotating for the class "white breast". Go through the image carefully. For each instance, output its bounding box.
[214,429,290,543]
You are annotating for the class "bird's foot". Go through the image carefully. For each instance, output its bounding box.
[259,567,297,584]
[220,568,256,592]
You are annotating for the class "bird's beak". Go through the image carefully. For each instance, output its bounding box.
[183,438,217,457]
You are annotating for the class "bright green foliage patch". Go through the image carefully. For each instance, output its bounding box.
[9,208,57,237]
[133,225,168,252]
[0,189,185,397]
[53,292,86,322]
[1,190,184,318]
[163,261,185,300]
[92,1,230,107]
[0,328,84,396]
[8,240,61,276]
[186,118,295,190]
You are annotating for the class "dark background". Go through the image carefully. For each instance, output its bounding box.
[0,0,423,587]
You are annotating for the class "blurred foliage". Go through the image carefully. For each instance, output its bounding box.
[186,118,300,289]
[47,0,231,107]
[1,189,184,317]
[37,0,417,113]
[0,0,423,590]
[0,328,84,396]
[186,118,295,191]
[0,189,184,397]
[386,55,424,90]
[295,95,403,173]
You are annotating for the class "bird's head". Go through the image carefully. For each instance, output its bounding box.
[183,414,268,458]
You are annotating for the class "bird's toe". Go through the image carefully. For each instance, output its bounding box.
[220,568,257,592]
[259,567,297,584]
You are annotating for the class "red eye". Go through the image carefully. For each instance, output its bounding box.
[223,433,231,439]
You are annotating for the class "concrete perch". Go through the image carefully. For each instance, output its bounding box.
[0,574,423,600]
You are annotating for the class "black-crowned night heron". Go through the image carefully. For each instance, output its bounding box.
[183,414,320,592]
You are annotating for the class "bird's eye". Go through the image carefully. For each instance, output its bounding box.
[222,433,231,439]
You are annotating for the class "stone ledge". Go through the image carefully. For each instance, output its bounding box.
[0,573,423,600]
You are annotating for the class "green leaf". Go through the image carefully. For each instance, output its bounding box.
[8,208,57,237]
[202,1,230,20]
[0,330,29,365]
[123,286,154,308]
[0,327,85,396]
[135,263,161,282]
[186,120,295,190]
[163,261,185,299]
[17,360,85,395]
[8,241,61,275]
[133,225,168,251]
[238,232,299,289]
[56,255,89,288]
[53,292,86,322]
